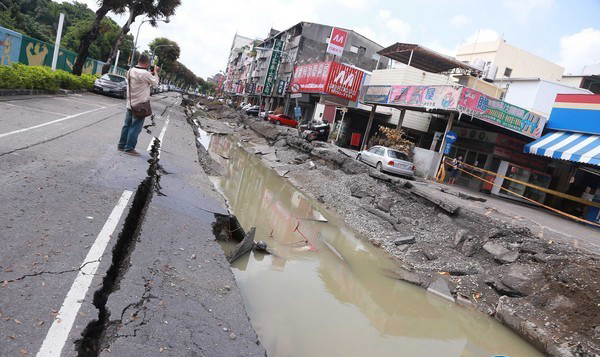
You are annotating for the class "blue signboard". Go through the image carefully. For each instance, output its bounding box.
[444,142,452,155]
[294,106,302,118]
[446,131,457,143]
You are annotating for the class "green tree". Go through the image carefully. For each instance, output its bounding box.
[104,0,181,68]
[148,37,180,72]
[72,0,129,75]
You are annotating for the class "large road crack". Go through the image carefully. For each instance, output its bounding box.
[75,140,163,357]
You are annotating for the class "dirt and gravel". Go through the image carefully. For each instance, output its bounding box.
[186,98,600,357]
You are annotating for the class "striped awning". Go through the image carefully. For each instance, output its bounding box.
[524,131,600,166]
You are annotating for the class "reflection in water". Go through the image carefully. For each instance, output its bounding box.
[208,133,543,357]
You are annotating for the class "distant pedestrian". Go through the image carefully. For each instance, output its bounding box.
[448,155,462,185]
[118,54,159,156]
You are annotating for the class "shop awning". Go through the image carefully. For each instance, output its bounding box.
[524,131,600,166]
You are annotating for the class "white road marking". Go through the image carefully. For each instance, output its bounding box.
[36,190,133,357]
[146,97,179,154]
[0,106,107,139]
[54,96,105,107]
[1,102,69,116]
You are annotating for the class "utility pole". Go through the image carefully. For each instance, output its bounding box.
[433,111,456,179]
[51,13,65,71]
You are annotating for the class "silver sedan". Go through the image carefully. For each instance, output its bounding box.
[356,145,415,177]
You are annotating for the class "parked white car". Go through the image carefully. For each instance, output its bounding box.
[356,145,415,177]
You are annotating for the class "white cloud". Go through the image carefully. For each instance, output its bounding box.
[503,0,554,22]
[450,15,470,29]
[378,9,392,19]
[427,39,458,57]
[386,17,411,40]
[559,28,600,74]
[464,29,500,44]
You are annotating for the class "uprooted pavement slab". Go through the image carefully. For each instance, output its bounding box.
[187,99,600,357]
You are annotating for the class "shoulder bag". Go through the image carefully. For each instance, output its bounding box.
[127,69,152,118]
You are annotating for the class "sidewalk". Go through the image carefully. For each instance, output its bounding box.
[425,180,600,254]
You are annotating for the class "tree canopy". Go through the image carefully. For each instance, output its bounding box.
[1,0,135,68]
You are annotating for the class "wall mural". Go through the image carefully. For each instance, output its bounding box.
[0,26,124,76]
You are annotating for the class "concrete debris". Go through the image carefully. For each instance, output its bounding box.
[394,235,416,245]
[453,229,468,246]
[227,227,256,264]
[427,277,455,302]
[362,205,398,226]
[482,241,509,257]
[411,188,460,215]
[496,250,519,264]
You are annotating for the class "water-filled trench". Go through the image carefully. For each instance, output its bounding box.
[203,132,542,357]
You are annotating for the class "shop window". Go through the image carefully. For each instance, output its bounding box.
[475,153,488,168]
[465,151,477,166]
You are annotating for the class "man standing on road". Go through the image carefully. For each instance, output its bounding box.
[118,54,159,156]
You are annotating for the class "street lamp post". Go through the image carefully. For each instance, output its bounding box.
[130,18,170,67]
[149,44,174,66]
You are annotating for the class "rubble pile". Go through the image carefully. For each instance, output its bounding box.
[190,100,600,357]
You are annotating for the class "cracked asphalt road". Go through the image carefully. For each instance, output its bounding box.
[0,92,264,357]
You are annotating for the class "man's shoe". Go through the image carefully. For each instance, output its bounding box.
[117,147,124,151]
[123,150,141,156]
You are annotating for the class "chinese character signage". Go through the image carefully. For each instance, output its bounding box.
[262,39,283,96]
[363,86,391,103]
[362,84,547,138]
[276,79,286,96]
[457,88,546,138]
[289,61,364,101]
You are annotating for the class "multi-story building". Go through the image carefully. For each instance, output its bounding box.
[456,39,565,82]
[223,34,255,96]
[226,22,390,119]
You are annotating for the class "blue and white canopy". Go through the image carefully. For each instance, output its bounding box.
[524,131,600,166]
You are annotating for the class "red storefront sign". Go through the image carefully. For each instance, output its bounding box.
[324,62,363,101]
[290,61,364,101]
[327,27,348,56]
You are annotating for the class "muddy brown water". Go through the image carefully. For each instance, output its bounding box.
[203,133,543,357]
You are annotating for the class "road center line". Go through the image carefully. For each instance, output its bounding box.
[1,102,70,116]
[0,106,108,139]
[36,190,133,357]
[146,97,179,154]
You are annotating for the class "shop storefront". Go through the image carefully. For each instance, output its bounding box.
[523,94,600,223]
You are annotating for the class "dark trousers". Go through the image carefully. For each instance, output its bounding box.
[118,109,145,151]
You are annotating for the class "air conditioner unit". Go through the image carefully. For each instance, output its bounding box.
[471,58,485,71]
[485,64,498,81]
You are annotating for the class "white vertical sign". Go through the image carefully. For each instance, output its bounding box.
[51,13,65,71]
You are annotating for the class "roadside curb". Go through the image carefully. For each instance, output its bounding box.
[0,88,89,97]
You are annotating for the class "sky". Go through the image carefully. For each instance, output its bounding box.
[70,0,600,79]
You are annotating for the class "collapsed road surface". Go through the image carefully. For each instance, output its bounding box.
[188,99,600,357]
[194,131,545,357]
[0,93,265,356]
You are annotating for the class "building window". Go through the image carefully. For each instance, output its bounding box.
[350,45,359,53]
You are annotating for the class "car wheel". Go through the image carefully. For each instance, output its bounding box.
[356,154,361,161]
[275,121,281,125]
[376,162,383,172]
